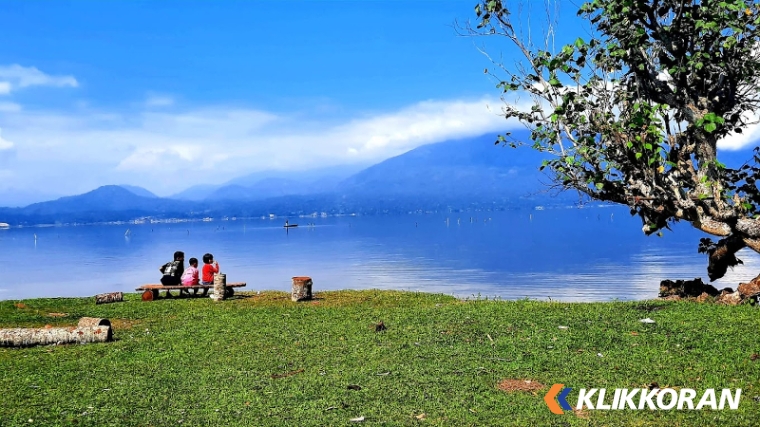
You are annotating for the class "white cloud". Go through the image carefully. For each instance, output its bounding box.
[0,128,13,150]
[116,145,207,171]
[321,99,505,161]
[0,64,78,94]
[718,110,760,150]
[0,97,517,196]
[0,102,21,113]
[333,98,506,155]
[145,95,174,107]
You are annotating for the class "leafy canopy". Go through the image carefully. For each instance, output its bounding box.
[470,0,760,280]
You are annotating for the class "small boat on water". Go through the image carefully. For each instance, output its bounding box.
[0,222,9,229]
[284,220,298,228]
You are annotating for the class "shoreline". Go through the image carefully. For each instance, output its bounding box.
[0,288,662,304]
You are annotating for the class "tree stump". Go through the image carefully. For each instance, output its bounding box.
[0,318,113,347]
[141,290,156,301]
[95,292,123,305]
[291,276,313,302]
[211,273,227,301]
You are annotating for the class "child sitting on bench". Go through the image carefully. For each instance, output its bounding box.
[180,257,201,296]
[201,253,220,285]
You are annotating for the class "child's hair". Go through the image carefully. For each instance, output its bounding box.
[203,253,214,264]
[173,251,185,261]
[189,257,198,266]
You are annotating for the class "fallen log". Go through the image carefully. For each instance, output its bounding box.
[95,292,123,305]
[0,318,113,348]
[77,317,113,341]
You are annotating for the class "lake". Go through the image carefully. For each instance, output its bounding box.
[1,205,758,302]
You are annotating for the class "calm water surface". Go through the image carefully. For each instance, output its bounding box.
[1,206,758,301]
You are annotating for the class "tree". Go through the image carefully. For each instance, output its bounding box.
[465,0,760,283]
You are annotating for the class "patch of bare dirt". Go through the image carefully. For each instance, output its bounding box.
[496,379,546,393]
[110,318,141,329]
[573,408,589,419]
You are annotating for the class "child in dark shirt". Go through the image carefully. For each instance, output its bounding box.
[160,251,185,286]
[159,251,185,297]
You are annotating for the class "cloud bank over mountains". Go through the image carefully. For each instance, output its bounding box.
[0,64,515,196]
[0,63,757,201]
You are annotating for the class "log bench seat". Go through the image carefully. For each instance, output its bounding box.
[136,282,246,301]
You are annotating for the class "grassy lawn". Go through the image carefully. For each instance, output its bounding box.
[1,290,759,426]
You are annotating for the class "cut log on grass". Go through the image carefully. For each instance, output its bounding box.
[292,276,313,302]
[0,318,113,347]
[95,292,123,305]
[211,273,227,301]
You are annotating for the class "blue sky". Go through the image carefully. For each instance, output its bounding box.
[0,0,755,204]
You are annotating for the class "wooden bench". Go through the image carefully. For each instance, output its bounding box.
[136,282,246,301]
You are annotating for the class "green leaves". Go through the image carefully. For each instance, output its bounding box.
[697,112,725,133]
[471,0,760,257]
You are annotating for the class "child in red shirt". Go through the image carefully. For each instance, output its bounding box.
[201,253,220,285]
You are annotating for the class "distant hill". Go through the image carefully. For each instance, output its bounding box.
[119,185,158,198]
[169,184,222,201]
[225,164,369,188]
[0,133,579,225]
[11,132,757,225]
[2,185,194,224]
[337,132,560,202]
[207,178,307,201]
[198,164,369,202]
[23,185,156,214]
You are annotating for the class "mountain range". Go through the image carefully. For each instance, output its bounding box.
[2,131,755,225]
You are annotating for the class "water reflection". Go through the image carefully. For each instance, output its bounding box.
[0,206,758,301]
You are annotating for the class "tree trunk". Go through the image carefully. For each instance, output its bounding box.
[707,235,746,281]
[0,318,113,347]
[94,292,123,305]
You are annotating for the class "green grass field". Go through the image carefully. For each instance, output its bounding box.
[1,290,759,426]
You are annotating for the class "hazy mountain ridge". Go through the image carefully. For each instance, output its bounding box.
[0,186,198,224]
[336,134,553,198]
[2,132,755,225]
[170,164,368,202]
[119,185,159,198]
